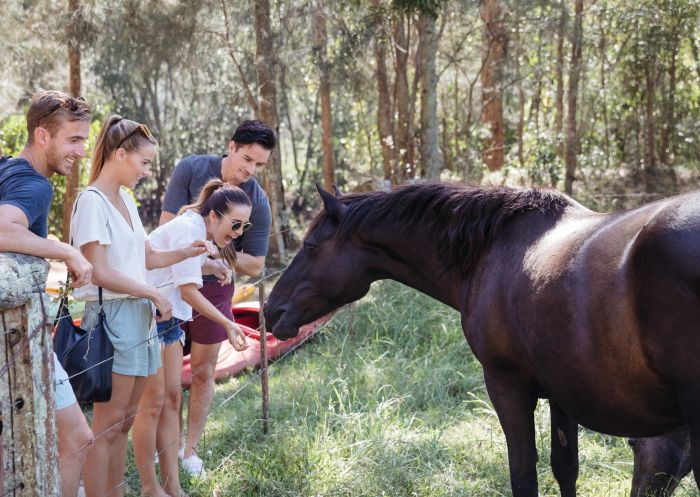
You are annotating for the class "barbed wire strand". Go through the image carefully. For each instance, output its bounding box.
[39,297,246,462]
[57,304,260,462]
[58,266,290,461]
[0,482,24,497]
[1,260,289,381]
[56,276,279,386]
[65,313,329,497]
[99,313,331,497]
[4,257,297,493]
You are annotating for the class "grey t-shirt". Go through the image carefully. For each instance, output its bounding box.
[162,155,271,258]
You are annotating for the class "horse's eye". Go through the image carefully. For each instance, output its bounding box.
[304,242,317,253]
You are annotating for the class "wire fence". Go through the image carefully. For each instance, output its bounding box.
[0,225,326,497]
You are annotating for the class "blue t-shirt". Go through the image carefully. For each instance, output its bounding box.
[0,157,53,238]
[162,154,271,258]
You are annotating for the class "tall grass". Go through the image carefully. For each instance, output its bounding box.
[122,281,698,497]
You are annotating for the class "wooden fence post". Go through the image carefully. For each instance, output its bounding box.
[258,269,269,434]
[0,252,58,496]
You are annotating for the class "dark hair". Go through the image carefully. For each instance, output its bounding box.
[231,120,276,150]
[90,115,157,183]
[26,89,92,144]
[178,178,252,267]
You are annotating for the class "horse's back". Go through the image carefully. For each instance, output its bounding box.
[467,192,700,436]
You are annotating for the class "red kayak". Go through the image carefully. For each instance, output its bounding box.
[180,303,331,388]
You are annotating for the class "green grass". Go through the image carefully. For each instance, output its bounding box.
[120,281,698,497]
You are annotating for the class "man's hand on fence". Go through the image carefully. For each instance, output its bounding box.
[65,246,93,288]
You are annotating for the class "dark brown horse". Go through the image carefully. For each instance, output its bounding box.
[265,182,700,496]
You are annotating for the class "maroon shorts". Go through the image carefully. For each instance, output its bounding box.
[183,281,234,345]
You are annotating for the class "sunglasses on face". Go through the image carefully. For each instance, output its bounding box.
[116,123,154,149]
[36,96,87,124]
[216,211,252,233]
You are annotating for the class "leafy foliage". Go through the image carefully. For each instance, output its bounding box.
[1,0,699,228]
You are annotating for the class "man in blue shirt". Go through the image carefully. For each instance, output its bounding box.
[0,90,93,497]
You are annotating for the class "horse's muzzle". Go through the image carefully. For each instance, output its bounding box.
[263,301,300,340]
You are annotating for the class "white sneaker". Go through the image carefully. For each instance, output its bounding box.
[181,453,207,478]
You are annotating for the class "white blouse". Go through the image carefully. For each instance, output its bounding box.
[70,186,148,302]
[147,210,207,322]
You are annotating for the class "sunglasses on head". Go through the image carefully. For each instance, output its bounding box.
[36,96,86,124]
[116,123,154,149]
[216,211,252,233]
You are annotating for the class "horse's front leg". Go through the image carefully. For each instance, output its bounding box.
[628,428,690,497]
[484,369,539,497]
[549,401,578,497]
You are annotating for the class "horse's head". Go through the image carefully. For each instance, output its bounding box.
[265,185,375,339]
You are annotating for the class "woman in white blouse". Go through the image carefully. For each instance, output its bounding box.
[133,179,250,497]
[71,116,209,497]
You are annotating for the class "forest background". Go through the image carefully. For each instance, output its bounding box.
[1,0,700,266]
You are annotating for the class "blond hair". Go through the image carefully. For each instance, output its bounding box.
[89,115,157,184]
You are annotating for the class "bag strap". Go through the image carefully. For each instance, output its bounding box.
[53,286,71,327]
[62,188,106,309]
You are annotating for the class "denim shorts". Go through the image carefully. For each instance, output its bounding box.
[157,317,185,346]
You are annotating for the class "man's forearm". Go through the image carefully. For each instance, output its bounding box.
[233,252,265,278]
[0,222,73,260]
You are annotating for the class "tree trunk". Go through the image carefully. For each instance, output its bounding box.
[555,0,566,160]
[313,1,335,191]
[564,0,583,195]
[393,13,412,181]
[63,0,82,242]
[598,3,611,170]
[418,13,443,180]
[372,0,395,184]
[513,0,525,170]
[279,65,299,177]
[659,41,677,165]
[254,0,286,264]
[451,69,459,174]
[479,0,507,172]
[643,56,657,189]
[527,20,544,137]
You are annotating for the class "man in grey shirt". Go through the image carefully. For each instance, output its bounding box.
[159,120,275,477]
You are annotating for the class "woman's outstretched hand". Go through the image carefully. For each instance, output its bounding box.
[184,239,216,259]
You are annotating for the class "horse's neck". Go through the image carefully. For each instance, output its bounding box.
[367,228,464,309]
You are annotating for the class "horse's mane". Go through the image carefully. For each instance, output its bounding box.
[313,182,571,276]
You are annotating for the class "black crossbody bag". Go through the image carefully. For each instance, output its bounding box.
[53,284,116,403]
[52,189,118,403]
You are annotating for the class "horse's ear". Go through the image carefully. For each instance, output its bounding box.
[316,182,347,221]
[332,184,343,198]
